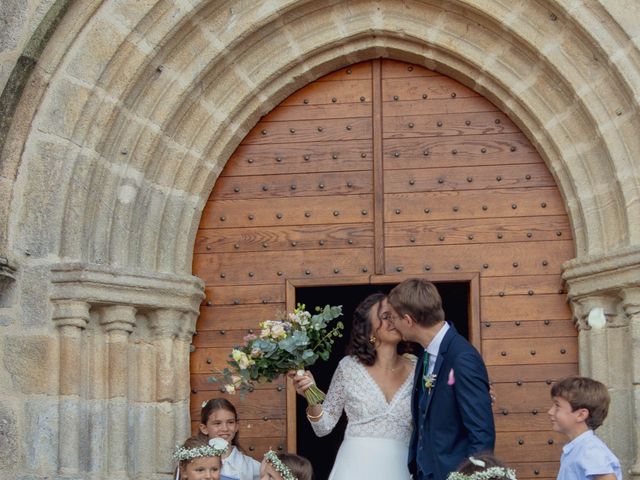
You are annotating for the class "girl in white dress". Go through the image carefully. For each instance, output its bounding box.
[199,398,261,480]
[291,293,415,480]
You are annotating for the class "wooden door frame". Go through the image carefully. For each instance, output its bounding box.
[284,272,480,452]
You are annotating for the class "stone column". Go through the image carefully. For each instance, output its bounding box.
[148,308,195,476]
[100,305,137,478]
[571,295,618,380]
[622,288,640,478]
[52,299,90,475]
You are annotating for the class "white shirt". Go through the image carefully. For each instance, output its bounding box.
[425,322,449,375]
[221,446,261,480]
[557,429,621,479]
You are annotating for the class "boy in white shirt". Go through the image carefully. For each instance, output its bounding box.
[548,376,621,480]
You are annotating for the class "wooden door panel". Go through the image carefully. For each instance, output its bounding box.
[385,240,574,276]
[487,364,578,383]
[495,431,564,462]
[190,419,287,441]
[384,163,556,193]
[480,275,565,296]
[492,382,563,413]
[211,171,373,199]
[243,117,372,144]
[482,295,572,322]
[264,102,372,122]
[195,248,373,285]
[483,337,577,365]
[196,224,373,253]
[382,96,504,117]
[200,195,373,228]
[191,373,286,393]
[191,389,286,419]
[225,139,372,175]
[383,111,519,138]
[481,319,576,340]
[203,284,285,306]
[384,188,567,221]
[382,76,481,101]
[383,133,539,168]
[278,79,372,107]
[198,304,282,330]
[192,330,259,348]
[510,462,561,479]
[385,216,571,247]
[495,413,554,432]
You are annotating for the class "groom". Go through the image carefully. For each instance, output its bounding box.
[385,278,495,480]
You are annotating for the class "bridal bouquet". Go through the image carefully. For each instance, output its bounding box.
[212,304,343,405]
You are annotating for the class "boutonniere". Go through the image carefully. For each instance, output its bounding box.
[424,373,437,393]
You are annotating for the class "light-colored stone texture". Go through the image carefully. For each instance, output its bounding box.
[0,399,18,471]
[3,335,57,395]
[23,397,58,473]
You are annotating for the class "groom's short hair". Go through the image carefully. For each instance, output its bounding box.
[388,278,445,327]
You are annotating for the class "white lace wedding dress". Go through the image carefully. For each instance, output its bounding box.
[310,355,414,480]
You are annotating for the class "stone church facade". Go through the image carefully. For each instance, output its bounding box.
[0,1,639,479]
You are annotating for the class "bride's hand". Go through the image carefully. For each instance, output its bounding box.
[287,370,316,396]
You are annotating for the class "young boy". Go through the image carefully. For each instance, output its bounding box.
[548,376,622,480]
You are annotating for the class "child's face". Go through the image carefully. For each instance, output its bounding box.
[259,458,283,480]
[548,396,587,436]
[199,408,239,443]
[181,456,221,480]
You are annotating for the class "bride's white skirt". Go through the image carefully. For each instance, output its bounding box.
[328,436,411,480]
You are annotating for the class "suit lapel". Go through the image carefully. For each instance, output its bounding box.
[423,325,456,414]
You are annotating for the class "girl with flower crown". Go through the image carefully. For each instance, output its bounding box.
[199,398,261,480]
[448,455,517,480]
[259,450,313,480]
[174,436,229,480]
[290,293,416,479]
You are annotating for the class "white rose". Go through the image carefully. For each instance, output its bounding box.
[209,437,229,451]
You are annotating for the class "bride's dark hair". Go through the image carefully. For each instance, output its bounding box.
[345,292,386,366]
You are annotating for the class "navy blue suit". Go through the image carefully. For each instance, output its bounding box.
[409,324,495,480]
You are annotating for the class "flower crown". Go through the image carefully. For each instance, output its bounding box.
[264,450,297,480]
[173,437,229,463]
[447,457,517,480]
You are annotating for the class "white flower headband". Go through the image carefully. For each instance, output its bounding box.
[447,457,517,480]
[264,450,298,480]
[173,437,229,463]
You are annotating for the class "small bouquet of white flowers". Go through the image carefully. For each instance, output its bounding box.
[212,303,343,405]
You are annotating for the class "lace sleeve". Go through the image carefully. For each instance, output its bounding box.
[309,359,347,437]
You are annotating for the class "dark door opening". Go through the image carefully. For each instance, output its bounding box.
[295,281,470,480]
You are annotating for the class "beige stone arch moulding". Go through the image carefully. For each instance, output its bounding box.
[3,0,640,271]
[1,0,640,478]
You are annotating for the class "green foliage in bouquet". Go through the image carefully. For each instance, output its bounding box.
[211,304,343,405]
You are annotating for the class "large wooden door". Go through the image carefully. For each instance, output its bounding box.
[192,59,576,478]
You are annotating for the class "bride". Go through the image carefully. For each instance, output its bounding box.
[290,293,415,479]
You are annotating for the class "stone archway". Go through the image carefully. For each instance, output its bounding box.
[1,1,640,478]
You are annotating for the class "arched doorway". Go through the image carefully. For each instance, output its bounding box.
[191,59,576,478]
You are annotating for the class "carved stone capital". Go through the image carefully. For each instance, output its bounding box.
[621,287,640,318]
[52,300,90,330]
[570,294,620,330]
[98,304,137,334]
